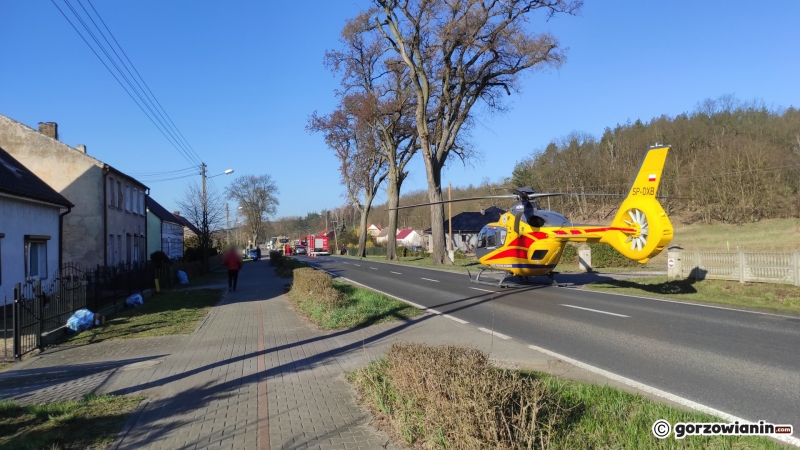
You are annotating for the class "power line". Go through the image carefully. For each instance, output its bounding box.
[128,166,198,177]
[50,0,203,168]
[83,0,204,165]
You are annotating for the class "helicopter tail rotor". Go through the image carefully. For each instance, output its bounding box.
[603,146,674,263]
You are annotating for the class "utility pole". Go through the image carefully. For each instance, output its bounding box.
[201,162,209,273]
[448,182,453,250]
[226,203,230,247]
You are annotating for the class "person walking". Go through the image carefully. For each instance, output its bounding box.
[223,245,243,292]
[254,247,261,262]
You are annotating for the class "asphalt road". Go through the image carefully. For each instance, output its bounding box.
[297,255,800,437]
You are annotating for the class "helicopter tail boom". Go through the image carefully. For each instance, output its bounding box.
[601,145,674,263]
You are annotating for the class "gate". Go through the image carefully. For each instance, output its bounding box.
[12,264,88,359]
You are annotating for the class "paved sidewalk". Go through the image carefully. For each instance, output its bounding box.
[0,262,575,449]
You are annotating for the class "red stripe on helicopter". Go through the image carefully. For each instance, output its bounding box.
[506,235,536,248]
[583,227,637,233]
[553,230,567,235]
[486,249,529,261]
[531,232,548,240]
[569,230,582,235]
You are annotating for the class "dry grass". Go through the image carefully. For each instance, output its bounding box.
[349,343,564,449]
[671,218,800,251]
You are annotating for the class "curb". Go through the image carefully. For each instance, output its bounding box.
[110,397,150,450]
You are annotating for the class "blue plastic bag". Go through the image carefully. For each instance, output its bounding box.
[67,309,95,333]
[126,293,144,308]
[177,270,189,285]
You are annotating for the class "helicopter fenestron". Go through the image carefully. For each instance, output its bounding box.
[391,145,674,287]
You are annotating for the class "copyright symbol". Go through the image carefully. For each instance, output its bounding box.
[652,419,671,439]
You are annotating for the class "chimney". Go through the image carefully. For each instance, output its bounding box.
[77,144,87,154]
[173,211,181,216]
[38,122,58,140]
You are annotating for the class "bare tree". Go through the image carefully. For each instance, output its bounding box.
[226,174,280,249]
[370,0,581,264]
[325,15,419,260]
[308,102,388,256]
[176,181,226,267]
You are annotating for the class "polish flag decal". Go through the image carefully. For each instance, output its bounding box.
[648,174,657,182]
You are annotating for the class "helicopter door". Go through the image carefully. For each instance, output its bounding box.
[476,226,506,259]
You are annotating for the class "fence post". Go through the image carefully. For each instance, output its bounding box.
[694,252,701,280]
[35,279,43,351]
[578,245,592,272]
[738,249,746,284]
[13,283,21,360]
[667,250,681,278]
[794,251,800,287]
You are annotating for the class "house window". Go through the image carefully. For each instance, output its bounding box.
[117,181,123,209]
[108,234,115,266]
[25,239,48,280]
[125,185,131,211]
[133,236,139,263]
[132,189,138,213]
[116,235,122,266]
[108,177,115,206]
[140,191,145,216]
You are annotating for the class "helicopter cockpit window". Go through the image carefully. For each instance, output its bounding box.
[486,228,497,248]
[497,228,507,246]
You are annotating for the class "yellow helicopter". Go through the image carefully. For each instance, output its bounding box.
[393,145,674,287]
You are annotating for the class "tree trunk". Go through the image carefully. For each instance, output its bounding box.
[386,167,400,260]
[423,157,451,265]
[357,194,376,257]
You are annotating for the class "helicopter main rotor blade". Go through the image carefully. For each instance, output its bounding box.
[387,195,517,211]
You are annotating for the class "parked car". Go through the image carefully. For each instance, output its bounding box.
[294,245,307,255]
[246,248,259,260]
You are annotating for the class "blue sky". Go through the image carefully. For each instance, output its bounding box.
[2,1,798,219]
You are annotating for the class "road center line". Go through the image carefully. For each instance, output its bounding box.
[561,304,630,318]
[470,287,495,293]
[421,278,439,282]
[353,264,361,266]
[369,267,378,270]
[477,327,512,340]
[390,271,402,275]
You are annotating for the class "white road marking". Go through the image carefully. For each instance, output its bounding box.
[310,272,470,325]
[390,271,402,275]
[421,278,439,282]
[353,264,361,267]
[470,287,495,293]
[369,267,378,270]
[526,344,800,447]
[561,304,630,318]
[443,314,468,324]
[477,327,512,340]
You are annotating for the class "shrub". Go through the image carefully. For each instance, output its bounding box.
[453,249,467,260]
[350,343,563,449]
[150,250,170,268]
[289,268,346,310]
[559,243,579,264]
[589,243,641,268]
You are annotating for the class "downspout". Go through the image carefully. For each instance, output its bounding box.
[146,187,150,262]
[103,166,109,267]
[59,205,72,269]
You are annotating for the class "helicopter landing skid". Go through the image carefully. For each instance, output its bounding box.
[467,268,573,289]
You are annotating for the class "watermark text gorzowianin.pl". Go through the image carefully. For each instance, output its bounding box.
[652,419,793,440]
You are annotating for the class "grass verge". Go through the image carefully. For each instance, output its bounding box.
[349,343,783,449]
[584,276,800,315]
[288,268,421,329]
[58,288,223,346]
[0,394,143,450]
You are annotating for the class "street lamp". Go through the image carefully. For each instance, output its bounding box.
[200,164,234,272]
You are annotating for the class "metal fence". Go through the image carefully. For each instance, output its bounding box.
[1,254,224,362]
[668,250,800,286]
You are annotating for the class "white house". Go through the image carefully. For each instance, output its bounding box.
[0,146,73,305]
[374,228,390,245]
[146,195,185,260]
[366,223,382,237]
[396,229,424,248]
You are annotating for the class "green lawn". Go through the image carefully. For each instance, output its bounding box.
[584,276,800,315]
[0,394,143,450]
[289,280,422,329]
[58,288,223,346]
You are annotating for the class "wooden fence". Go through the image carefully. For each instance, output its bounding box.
[667,250,800,286]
